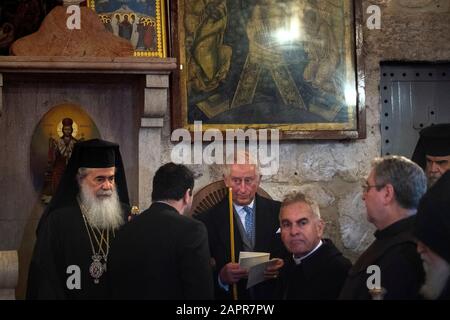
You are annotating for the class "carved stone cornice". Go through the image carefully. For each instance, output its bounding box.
[0,56,176,74]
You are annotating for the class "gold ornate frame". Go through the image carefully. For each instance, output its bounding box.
[171,0,365,139]
[88,0,168,57]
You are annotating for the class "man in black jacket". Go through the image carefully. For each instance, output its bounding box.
[414,171,450,300]
[339,155,427,300]
[277,191,351,299]
[195,151,285,300]
[108,163,214,299]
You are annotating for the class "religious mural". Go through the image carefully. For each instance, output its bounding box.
[175,0,361,137]
[88,0,168,57]
[30,103,100,204]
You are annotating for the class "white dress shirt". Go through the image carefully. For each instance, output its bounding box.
[233,199,255,234]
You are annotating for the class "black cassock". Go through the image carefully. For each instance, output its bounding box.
[27,203,129,300]
[339,216,424,300]
[277,238,352,300]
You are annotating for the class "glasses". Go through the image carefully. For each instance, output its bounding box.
[361,181,385,193]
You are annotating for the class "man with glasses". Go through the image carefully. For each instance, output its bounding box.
[195,151,285,299]
[339,155,427,300]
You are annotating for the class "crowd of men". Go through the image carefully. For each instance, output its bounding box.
[26,124,450,300]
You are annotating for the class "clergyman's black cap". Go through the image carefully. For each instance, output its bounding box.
[411,123,450,169]
[77,139,117,168]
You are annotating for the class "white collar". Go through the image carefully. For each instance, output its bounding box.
[293,240,323,265]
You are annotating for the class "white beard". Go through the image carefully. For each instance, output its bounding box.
[79,183,124,230]
[420,259,450,300]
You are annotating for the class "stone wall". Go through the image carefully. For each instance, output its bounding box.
[2,0,450,300]
[161,0,450,261]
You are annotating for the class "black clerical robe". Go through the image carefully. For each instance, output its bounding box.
[339,216,424,300]
[26,203,129,300]
[277,239,352,300]
[438,280,450,300]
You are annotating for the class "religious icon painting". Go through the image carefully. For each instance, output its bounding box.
[30,103,101,204]
[171,0,366,139]
[88,0,168,57]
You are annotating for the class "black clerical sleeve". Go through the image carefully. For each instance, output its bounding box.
[374,242,424,300]
[28,205,114,300]
[26,212,67,299]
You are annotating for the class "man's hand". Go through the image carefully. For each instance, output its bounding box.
[219,263,248,284]
[264,258,284,280]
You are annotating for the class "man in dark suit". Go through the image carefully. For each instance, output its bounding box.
[195,152,285,300]
[277,192,351,299]
[339,156,427,300]
[108,163,214,300]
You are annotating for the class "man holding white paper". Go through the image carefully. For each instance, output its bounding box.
[195,151,285,299]
[239,251,281,289]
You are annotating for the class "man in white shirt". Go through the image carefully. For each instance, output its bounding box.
[195,151,285,299]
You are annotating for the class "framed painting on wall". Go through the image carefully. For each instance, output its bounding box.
[171,0,365,139]
[88,0,168,57]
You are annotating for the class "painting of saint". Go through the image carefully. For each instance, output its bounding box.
[30,104,100,204]
[47,117,80,194]
[89,0,167,57]
[175,0,361,137]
